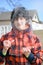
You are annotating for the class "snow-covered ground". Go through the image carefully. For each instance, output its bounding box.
[32,22,43,30]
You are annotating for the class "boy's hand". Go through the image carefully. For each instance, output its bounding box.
[3,40,11,51]
[22,47,31,58]
[2,40,11,55]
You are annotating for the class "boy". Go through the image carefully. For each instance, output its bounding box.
[0,7,43,65]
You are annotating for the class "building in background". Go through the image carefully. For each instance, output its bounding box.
[0,12,12,38]
[0,10,43,38]
[28,10,43,30]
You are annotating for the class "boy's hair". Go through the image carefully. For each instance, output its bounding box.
[11,7,30,23]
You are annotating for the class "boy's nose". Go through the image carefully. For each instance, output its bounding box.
[17,22,21,26]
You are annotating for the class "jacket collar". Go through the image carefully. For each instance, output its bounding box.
[11,26,32,39]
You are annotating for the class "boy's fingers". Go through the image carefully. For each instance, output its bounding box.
[3,40,11,47]
[22,47,31,53]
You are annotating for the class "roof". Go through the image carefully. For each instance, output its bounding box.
[0,12,11,20]
[0,10,39,21]
[39,21,43,24]
[28,10,39,19]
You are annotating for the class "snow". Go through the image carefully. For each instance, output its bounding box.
[32,22,43,30]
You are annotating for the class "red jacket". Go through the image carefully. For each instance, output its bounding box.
[0,28,43,65]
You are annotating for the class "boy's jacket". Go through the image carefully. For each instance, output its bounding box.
[0,28,43,65]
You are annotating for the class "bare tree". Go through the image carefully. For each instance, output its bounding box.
[6,0,22,9]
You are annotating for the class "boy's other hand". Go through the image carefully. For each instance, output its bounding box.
[22,47,31,58]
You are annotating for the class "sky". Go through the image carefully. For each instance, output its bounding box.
[0,0,43,22]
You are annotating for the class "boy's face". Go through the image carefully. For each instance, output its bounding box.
[13,17,29,31]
